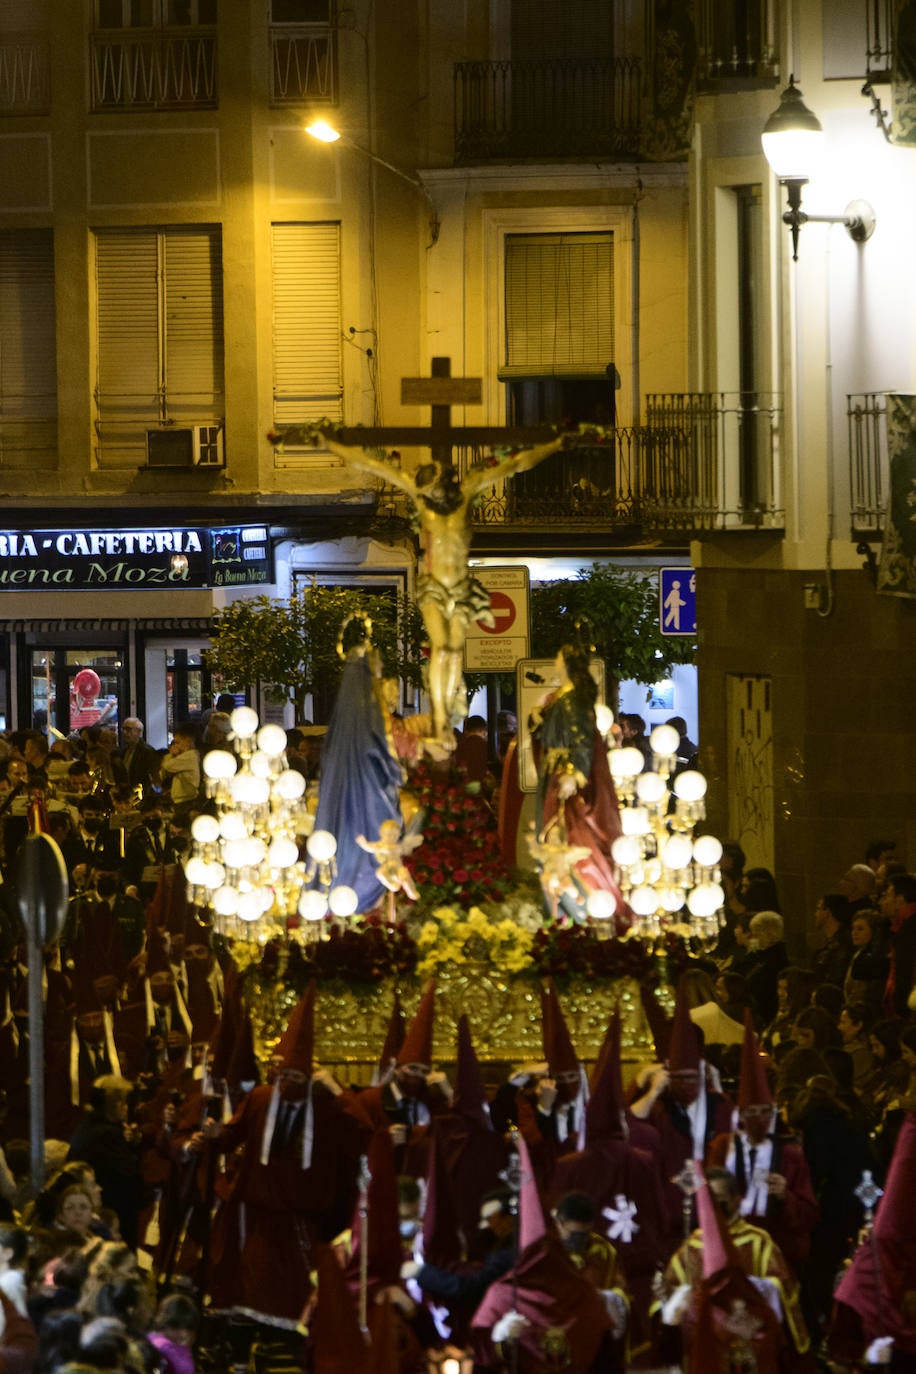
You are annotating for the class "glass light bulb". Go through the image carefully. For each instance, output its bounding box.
[212,885,240,916]
[650,724,680,756]
[230,773,271,805]
[219,812,248,841]
[692,834,723,867]
[275,769,307,800]
[621,806,650,836]
[630,884,659,916]
[299,889,329,921]
[635,771,667,804]
[328,884,359,917]
[191,813,220,844]
[687,882,721,918]
[201,860,226,890]
[644,857,663,884]
[661,886,686,912]
[230,706,259,739]
[673,769,707,802]
[661,834,694,869]
[611,835,641,867]
[249,751,272,779]
[257,724,288,757]
[221,839,249,869]
[240,836,267,867]
[307,829,337,862]
[609,746,644,780]
[268,836,300,869]
[586,889,617,919]
[203,749,237,781]
[595,704,614,737]
[184,856,209,886]
[236,890,263,922]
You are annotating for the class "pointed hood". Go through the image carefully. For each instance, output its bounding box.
[517,1133,547,1253]
[312,1246,370,1374]
[374,990,405,1083]
[185,959,219,1045]
[347,1129,402,1292]
[667,981,701,1073]
[397,979,435,1067]
[694,1163,742,1279]
[145,927,172,978]
[227,1001,261,1088]
[584,1012,626,1144]
[275,980,316,1075]
[737,1010,773,1109]
[209,989,239,1083]
[421,1122,463,1268]
[453,1013,489,1125]
[639,982,671,1061]
[542,978,579,1076]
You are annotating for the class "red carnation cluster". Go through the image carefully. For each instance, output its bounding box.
[530,924,688,982]
[405,762,510,909]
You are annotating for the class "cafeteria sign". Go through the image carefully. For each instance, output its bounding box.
[0,525,272,590]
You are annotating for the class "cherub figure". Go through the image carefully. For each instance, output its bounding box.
[525,824,592,922]
[356,819,425,919]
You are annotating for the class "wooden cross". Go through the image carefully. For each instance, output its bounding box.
[273,355,554,457]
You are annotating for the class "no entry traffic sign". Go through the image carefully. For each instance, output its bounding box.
[465,566,530,670]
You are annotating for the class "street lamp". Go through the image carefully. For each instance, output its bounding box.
[762,76,876,261]
[304,119,440,246]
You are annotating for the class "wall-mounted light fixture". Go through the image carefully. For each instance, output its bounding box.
[304,119,440,246]
[762,76,876,261]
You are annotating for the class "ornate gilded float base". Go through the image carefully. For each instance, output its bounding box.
[250,965,671,1084]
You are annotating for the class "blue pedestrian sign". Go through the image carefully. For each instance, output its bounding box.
[659,568,697,636]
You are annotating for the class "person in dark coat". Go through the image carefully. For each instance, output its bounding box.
[744,910,789,1025]
[67,1076,142,1250]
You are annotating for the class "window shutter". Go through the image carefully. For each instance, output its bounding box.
[0,229,56,419]
[163,226,224,416]
[271,221,342,425]
[501,231,614,378]
[96,229,160,420]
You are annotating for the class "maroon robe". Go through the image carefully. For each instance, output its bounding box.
[208,1082,366,1327]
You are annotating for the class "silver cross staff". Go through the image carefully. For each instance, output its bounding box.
[854,1169,884,1225]
[672,1160,700,1241]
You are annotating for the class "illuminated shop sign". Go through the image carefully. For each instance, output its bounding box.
[0,525,272,590]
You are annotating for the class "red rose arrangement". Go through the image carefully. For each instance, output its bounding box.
[404,761,511,910]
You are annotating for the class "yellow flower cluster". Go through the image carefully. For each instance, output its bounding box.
[416,904,535,978]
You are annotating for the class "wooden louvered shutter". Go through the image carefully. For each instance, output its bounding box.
[163,226,224,417]
[95,229,160,421]
[271,222,342,425]
[500,231,614,378]
[0,229,56,419]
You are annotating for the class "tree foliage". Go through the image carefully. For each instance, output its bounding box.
[529,564,695,695]
[204,582,426,724]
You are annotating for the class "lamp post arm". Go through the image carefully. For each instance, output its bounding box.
[343,138,440,246]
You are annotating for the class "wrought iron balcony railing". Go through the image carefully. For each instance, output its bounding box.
[454,57,643,162]
[642,392,783,531]
[694,0,778,85]
[848,392,889,538]
[448,393,785,537]
[90,29,217,110]
[270,23,337,105]
[0,37,50,114]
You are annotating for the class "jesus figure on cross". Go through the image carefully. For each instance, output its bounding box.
[315,438,562,747]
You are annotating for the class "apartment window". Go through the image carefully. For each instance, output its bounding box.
[94,226,224,467]
[0,229,57,469]
[270,0,336,105]
[500,230,616,419]
[91,0,217,110]
[500,230,618,510]
[271,223,342,433]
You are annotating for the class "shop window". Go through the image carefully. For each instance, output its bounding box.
[271,222,343,434]
[30,649,125,736]
[94,226,224,467]
[0,230,57,469]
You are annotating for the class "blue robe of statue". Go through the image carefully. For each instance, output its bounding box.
[312,649,405,912]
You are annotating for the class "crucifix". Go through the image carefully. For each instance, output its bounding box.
[271,357,563,747]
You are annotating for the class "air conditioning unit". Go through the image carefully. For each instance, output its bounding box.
[146,424,225,469]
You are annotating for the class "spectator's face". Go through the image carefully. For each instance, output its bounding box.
[669,1069,700,1105]
[70,773,93,795]
[58,1192,94,1235]
[776,979,789,1011]
[869,1035,885,1062]
[850,918,872,949]
[7,760,27,786]
[121,723,142,744]
[741,1104,774,1144]
[880,884,900,920]
[838,1010,862,1044]
[794,1024,816,1051]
